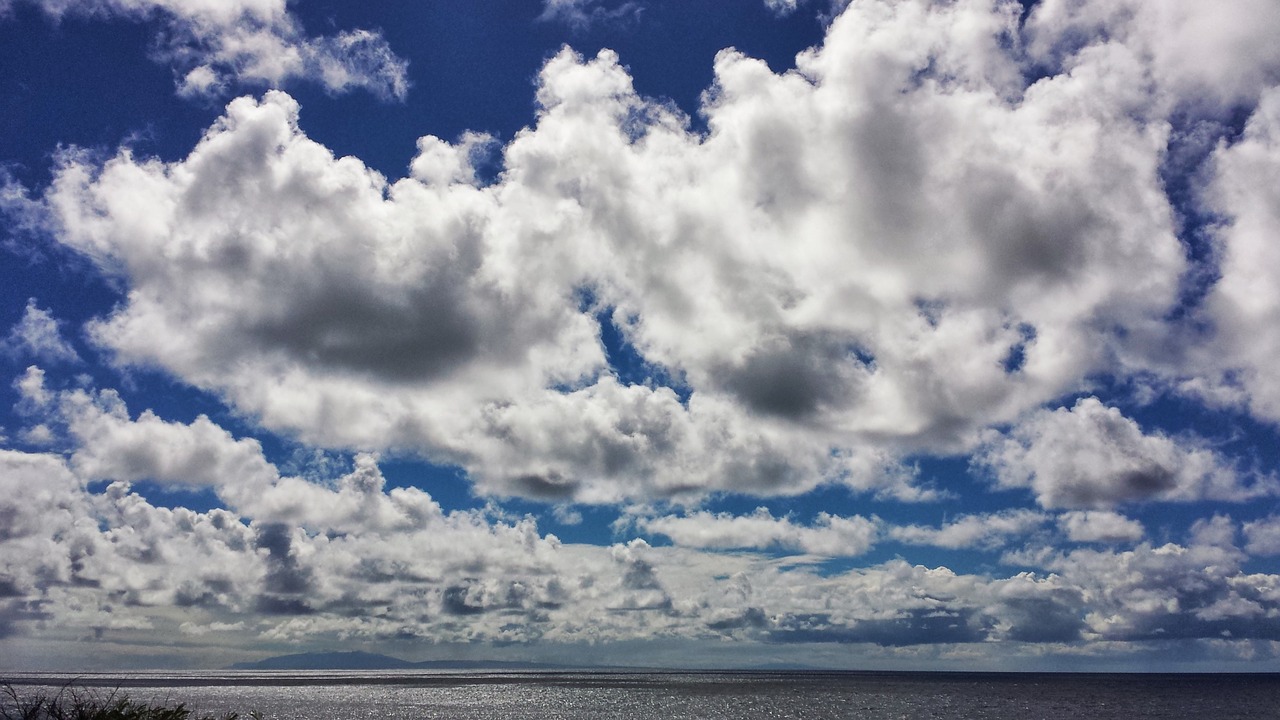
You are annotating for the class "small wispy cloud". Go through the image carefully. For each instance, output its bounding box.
[3,299,79,364]
[539,0,644,31]
[9,0,409,101]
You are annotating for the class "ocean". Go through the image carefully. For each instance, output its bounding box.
[4,670,1279,719]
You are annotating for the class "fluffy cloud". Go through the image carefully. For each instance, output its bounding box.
[634,507,877,556]
[6,0,407,100]
[1243,516,1280,557]
[0,439,576,647]
[1025,518,1280,642]
[62,391,278,493]
[0,438,671,650]
[889,510,1047,550]
[31,0,1212,504]
[1026,0,1280,110]
[0,447,264,639]
[3,300,78,364]
[35,82,929,503]
[551,0,1179,453]
[3,401,1280,659]
[976,398,1270,509]
[539,0,643,30]
[1057,510,1145,544]
[1194,89,1280,421]
[762,0,802,17]
[20,378,447,534]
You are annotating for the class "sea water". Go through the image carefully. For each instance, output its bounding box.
[5,670,1279,719]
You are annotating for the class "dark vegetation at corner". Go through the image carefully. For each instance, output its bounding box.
[1,684,254,720]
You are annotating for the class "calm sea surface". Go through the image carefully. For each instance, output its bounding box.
[5,670,1279,719]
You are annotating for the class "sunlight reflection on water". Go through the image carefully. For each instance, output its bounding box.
[5,671,1279,719]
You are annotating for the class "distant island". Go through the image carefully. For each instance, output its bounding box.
[227,650,576,671]
[226,651,834,673]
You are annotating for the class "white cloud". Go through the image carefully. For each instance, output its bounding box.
[3,299,78,364]
[889,509,1047,550]
[12,367,62,446]
[539,0,643,30]
[552,504,583,526]
[1057,510,1145,544]
[0,449,86,548]
[9,0,408,100]
[61,388,279,492]
[22,380,446,534]
[178,620,245,637]
[1026,0,1280,111]
[1023,517,1280,642]
[0,439,579,646]
[635,507,878,556]
[14,365,52,409]
[1243,516,1280,557]
[29,0,1211,504]
[17,424,55,446]
[762,0,801,17]
[761,0,851,20]
[976,397,1272,509]
[2,414,1280,659]
[1193,88,1280,422]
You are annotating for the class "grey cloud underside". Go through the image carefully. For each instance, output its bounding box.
[717,330,871,421]
[764,609,988,646]
[246,275,482,383]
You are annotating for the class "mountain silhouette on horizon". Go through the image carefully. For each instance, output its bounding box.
[227,650,574,671]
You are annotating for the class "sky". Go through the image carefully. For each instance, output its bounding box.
[2,0,1280,673]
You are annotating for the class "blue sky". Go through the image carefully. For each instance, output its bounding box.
[3,0,1280,672]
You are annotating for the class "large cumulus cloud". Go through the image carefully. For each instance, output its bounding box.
[27,0,1266,505]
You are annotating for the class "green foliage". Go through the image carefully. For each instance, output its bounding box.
[1,685,255,720]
